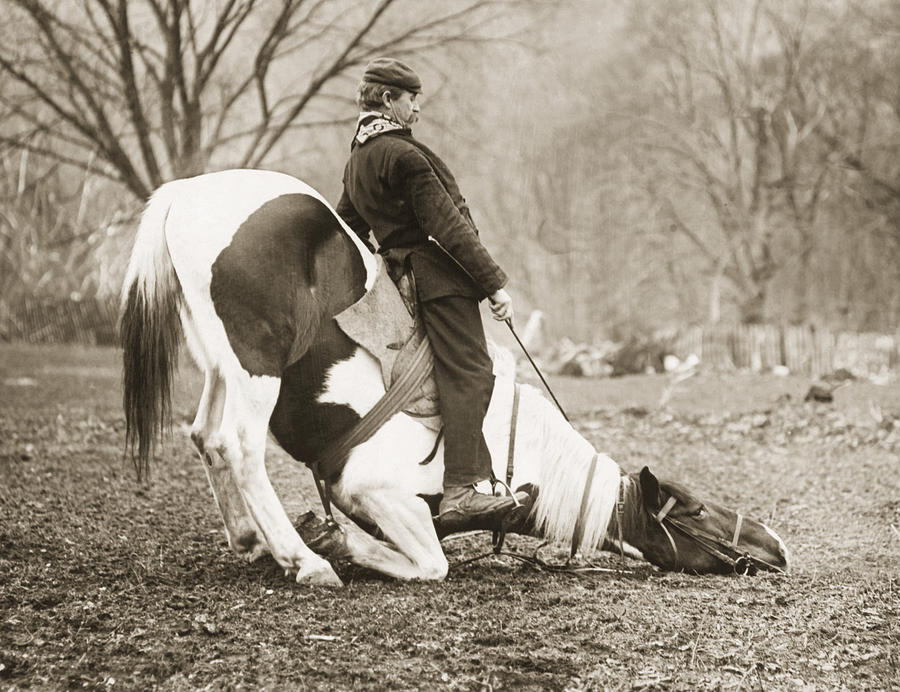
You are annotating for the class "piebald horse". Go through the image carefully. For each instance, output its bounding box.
[120,169,789,587]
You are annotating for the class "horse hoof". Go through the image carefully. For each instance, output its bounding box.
[295,513,352,560]
[239,542,270,563]
[295,561,343,588]
[231,530,269,562]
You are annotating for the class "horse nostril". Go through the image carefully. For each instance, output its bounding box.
[779,548,791,573]
[777,539,791,572]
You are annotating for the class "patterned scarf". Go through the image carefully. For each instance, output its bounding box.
[354,111,408,146]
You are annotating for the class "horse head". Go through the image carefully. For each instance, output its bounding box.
[621,467,790,575]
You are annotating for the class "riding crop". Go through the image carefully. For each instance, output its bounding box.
[427,237,570,422]
[503,318,569,422]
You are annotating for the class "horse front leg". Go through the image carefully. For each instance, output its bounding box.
[302,488,448,581]
[212,371,342,587]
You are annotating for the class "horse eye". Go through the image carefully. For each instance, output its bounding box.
[691,506,707,518]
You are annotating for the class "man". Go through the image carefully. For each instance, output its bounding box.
[335,57,526,529]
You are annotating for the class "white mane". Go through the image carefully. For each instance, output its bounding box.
[484,346,621,554]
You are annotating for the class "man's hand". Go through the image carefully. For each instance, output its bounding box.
[488,288,513,324]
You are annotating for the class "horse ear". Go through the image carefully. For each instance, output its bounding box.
[639,466,661,510]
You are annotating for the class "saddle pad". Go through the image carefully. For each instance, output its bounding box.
[335,255,441,430]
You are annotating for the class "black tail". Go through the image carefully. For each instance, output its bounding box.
[118,183,183,481]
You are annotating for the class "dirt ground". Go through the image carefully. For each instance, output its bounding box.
[1,343,898,690]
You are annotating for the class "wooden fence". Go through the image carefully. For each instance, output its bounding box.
[2,297,898,377]
[669,324,899,377]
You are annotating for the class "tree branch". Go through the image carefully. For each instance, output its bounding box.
[245,0,397,166]
[10,0,148,196]
[99,0,162,185]
[0,136,123,185]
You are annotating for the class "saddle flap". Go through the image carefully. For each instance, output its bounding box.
[335,255,440,425]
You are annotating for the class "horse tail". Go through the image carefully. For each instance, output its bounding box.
[119,181,184,481]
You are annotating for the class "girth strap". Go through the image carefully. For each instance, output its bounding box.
[492,383,523,554]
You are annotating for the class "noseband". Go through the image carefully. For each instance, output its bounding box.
[650,497,785,575]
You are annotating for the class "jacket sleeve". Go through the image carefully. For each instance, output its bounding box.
[335,186,375,253]
[392,148,507,296]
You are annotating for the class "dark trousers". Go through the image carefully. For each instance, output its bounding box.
[419,295,495,487]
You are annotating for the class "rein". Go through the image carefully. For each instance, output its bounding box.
[450,473,633,576]
[310,333,434,522]
[450,540,628,575]
[491,383,523,552]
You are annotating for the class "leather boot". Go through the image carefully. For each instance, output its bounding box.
[437,485,530,533]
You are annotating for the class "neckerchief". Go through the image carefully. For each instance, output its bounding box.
[354,111,409,146]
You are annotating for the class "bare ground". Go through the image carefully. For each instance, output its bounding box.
[1,343,898,690]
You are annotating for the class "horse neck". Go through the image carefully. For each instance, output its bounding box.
[605,474,650,553]
[515,392,622,554]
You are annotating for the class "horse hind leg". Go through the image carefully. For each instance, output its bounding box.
[210,369,342,587]
[190,366,269,562]
[182,308,269,561]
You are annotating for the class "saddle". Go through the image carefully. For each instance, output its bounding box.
[334,255,441,431]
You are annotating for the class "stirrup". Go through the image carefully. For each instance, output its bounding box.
[490,479,530,553]
[491,477,523,507]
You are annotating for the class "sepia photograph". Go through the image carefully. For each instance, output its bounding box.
[1,0,898,689]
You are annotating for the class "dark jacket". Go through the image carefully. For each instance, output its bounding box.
[336,130,508,301]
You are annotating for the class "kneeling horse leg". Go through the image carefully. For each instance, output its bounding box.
[326,489,448,581]
[191,366,268,562]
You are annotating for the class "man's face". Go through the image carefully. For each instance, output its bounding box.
[386,90,419,127]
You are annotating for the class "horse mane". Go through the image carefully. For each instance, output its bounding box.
[512,386,621,555]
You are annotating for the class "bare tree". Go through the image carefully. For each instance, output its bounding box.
[626,0,844,323]
[813,1,900,233]
[768,0,900,327]
[0,0,532,200]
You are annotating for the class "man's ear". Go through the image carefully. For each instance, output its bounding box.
[639,466,661,510]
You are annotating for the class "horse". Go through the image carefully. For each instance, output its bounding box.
[119,169,789,587]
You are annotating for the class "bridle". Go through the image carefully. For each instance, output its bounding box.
[649,495,786,575]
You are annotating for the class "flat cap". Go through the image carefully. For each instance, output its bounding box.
[362,57,422,93]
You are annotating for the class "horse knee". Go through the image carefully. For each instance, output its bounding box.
[419,557,448,581]
[191,430,223,470]
[204,433,239,474]
[223,448,264,489]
